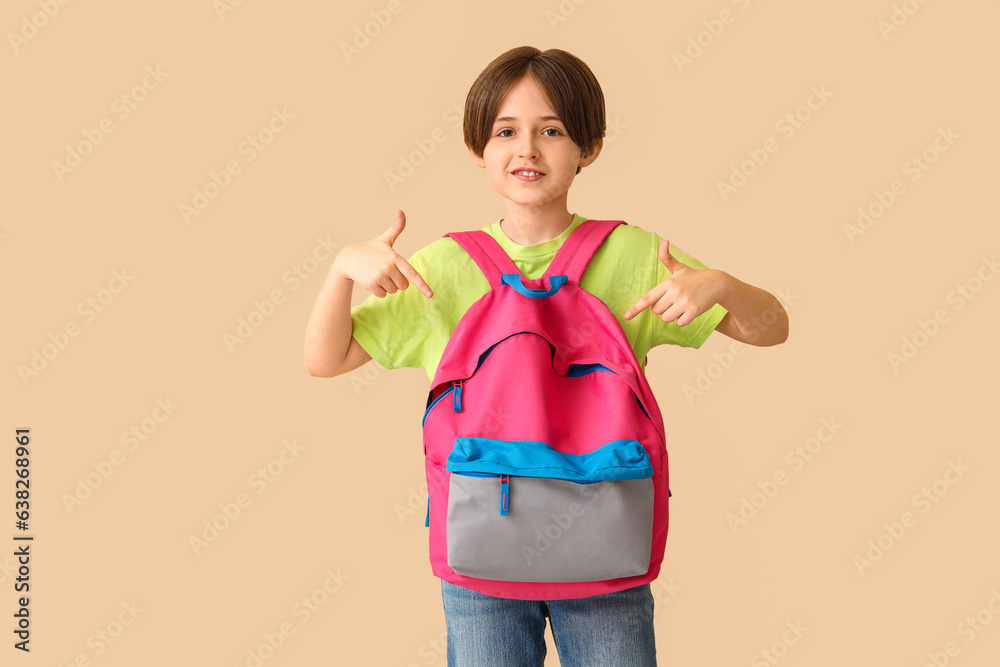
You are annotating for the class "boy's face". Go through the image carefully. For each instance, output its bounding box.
[468,75,601,212]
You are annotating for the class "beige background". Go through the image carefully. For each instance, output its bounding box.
[3,1,998,665]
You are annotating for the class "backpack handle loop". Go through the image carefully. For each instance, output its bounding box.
[501,274,567,299]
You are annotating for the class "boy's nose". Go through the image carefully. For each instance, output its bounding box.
[518,137,539,158]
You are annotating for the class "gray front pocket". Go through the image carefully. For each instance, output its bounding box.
[446,473,654,582]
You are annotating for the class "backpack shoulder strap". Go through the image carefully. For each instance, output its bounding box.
[443,229,519,290]
[544,219,627,287]
[445,219,627,290]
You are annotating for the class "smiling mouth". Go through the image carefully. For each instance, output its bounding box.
[512,169,545,180]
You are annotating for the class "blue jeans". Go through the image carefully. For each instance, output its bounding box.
[440,580,657,666]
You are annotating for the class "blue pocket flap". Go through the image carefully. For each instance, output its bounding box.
[446,437,652,482]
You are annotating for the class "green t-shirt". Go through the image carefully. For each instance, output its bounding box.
[350,213,728,382]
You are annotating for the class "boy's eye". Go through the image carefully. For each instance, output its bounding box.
[496,128,562,138]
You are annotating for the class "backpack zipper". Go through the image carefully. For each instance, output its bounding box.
[500,474,510,516]
[422,385,455,427]
[565,363,653,422]
[426,332,553,418]
[453,469,658,513]
[428,333,654,426]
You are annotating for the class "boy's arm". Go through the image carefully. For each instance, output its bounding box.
[711,277,788,346]
[303,267,373,378]
[304,210,432,378]
[624,239,788,347]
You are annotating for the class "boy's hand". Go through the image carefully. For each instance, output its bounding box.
[623,240,725,326]
[334,209,433,298]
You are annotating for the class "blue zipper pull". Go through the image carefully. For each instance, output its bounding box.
[452,379,464,412]
[500,474,510,516]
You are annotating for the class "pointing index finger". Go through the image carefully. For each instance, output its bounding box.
[398,256,433,298]
[624,284,663,320]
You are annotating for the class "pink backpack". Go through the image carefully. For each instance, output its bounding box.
[422,219,670,600]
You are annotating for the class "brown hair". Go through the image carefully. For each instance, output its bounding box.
[464,46,606,175]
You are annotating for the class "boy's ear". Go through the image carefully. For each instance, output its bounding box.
[467,144,486,168]
[579,138,603,168]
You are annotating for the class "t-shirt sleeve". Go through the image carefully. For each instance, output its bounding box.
[649,235,728,349]
[349,249,439,371]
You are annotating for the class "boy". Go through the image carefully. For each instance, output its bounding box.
[305,46,788,667]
